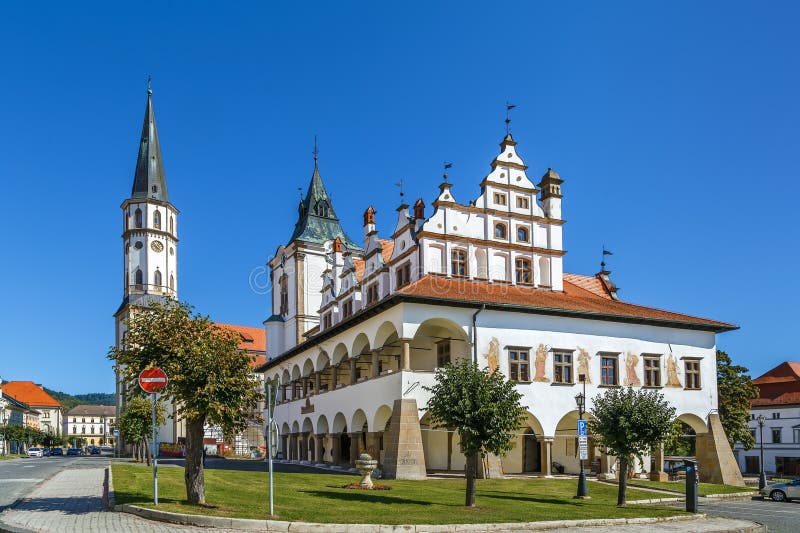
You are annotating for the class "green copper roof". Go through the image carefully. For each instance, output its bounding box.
[288,165,360,249]
[131,87,169,203]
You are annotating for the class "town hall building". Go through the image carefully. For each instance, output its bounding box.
[258,129,743,484]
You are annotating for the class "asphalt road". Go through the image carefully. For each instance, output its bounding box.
[698,497,800,533]
[0,455,108,511]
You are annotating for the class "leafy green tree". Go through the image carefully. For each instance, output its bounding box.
[664,420,695,456]
[109,299,262,504]
[717,350,759,450]
[589,387,675,506]
[424,359,525,507]
[118,396,166,465]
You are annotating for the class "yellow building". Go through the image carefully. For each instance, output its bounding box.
[65,405,116,446]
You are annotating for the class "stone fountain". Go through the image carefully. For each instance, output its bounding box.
[354,453,378,488]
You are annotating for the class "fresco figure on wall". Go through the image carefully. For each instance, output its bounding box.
[485,337,500,373]
[534,344,550,382]
[624,352,641,386]
[577,348,591,384]
[666,355,682,387]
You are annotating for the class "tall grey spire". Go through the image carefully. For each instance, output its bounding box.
[131,81,169,203]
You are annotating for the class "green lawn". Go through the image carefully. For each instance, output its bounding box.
[0,454,25,461]
[623,480,755,496]
[112,465,686,524]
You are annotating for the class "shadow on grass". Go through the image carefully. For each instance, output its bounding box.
[478,491,575,505]
[300,489,433,506]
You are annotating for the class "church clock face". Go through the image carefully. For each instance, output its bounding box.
[150,241,164,253]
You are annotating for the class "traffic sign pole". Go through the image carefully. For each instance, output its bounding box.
[267,381,274,516]
[139,368,167,507]
[152,392,158,506]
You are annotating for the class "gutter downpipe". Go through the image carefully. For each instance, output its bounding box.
[471,304,486,365]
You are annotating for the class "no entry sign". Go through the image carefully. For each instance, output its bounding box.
[138,367,168,394]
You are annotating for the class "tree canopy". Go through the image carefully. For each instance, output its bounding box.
[424,359,526,506]
[589,387,675,506]
[109,298,262,504]
[118,396,166,465]
[716,350,759,450]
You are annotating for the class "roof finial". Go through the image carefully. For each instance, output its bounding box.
[147,74,152,96]
[505,101,516,135]
[443,161,452,182]
[313,134,319,167]
[394,178,405,202]
[298,186,303,201]
[601,245,613,272]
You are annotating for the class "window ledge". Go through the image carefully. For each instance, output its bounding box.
[642,385,663,389]
[684,387,702,391]
[550,382,575,386]
[597,384,621,388]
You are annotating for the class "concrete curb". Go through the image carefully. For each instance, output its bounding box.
[702,492,759,500]
[104,464,116,510]
[116,504,711,532]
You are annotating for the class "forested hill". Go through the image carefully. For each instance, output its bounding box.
[44,389,115,410]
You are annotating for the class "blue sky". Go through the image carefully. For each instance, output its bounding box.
[1,1,797,394]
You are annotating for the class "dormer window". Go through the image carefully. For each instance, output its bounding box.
[493,192,507,206]
[515,258,532,284]
[494,223,507,239]
[516,196,529,209]
[314,200,330,217]
[451,249,468,277]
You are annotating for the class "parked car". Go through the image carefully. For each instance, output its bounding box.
[759,478,800,502]
[42,448,50,456]
[66,448,82,456]
[50,447,63,456]
[88,446,101,455]
[26,447,43,457]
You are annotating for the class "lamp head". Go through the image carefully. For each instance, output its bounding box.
[757,414,765,425]
[575,392,585,409]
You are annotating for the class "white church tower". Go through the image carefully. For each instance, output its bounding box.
[114,82,180,442]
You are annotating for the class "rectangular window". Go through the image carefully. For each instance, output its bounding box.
[773,412,781,419]
[493,192,507,206]
[553,351,573,384]
[793,428,800,444]
[322,313,332,330]
[685,360,701,389]
[436,340,451,368]
[366,284,379,305]
[750,428,757,442]
[451,249,468,277]
[772,428,782,444]
[508,348,530,382]
[601,355,618,386]
[396,262,411,289]
[516,196,529,209]
[342,300,353,319]
[643,355,661,387]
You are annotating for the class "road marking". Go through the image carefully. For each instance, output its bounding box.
[0,479,44,483]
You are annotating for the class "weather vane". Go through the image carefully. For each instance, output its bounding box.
[443,162,452,182]
[601,245,613,271]
[312,134,319,166]
[505,102,516,134]
[394,179,405,202]
[147,74,152,95]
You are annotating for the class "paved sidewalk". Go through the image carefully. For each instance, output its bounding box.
[0,466,240,532]
[0,466,762,532]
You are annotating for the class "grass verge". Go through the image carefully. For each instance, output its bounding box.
[0,454,26,461]
[112,465,686,524]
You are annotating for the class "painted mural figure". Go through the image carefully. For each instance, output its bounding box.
[485,337,500,373]
[577,348,591,383]
[666,354,682,387]
[534,343,550,382]
[624,352,641,386]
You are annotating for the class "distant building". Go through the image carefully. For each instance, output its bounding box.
[65,405,116,447]
[736,362,800,476]
[1,381,62,436]
[0,379,41,454]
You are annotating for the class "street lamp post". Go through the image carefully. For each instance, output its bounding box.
[0,404,6,456]
[575,374,589,499]
[757,414,767,490]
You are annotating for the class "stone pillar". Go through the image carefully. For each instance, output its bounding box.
[350,358,358,383]
[382,398,427,479]
[650,442,668,481]
[349,432,361,465]
[597,449,617,480]
[314,371,321,394]
[328,433,340,465]
[696,413,745,486]
[315,434,325,464]
[401,339,411,371]
[332,364,338,388]
[288,433,297,461]
[371,350,380,377]
[539,437,553,477]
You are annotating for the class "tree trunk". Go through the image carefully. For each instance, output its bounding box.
[143,436,151,466]
[133,441,139,462]
[185,416,206,504]
[465,451,478,507]
[617,458,629,506]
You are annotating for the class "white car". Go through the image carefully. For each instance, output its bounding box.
[26,447,43,457]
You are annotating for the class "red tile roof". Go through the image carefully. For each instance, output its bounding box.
[563,273,613,300]
[751,362,800,407]
[215,323,266,353]
[380,239,395,264]
[2,381,61,408]
[397,275,735,331]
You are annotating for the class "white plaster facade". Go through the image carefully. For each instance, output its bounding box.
[260,131,736,479]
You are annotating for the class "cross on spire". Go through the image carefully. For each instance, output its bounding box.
[147,74,152,95]
[313,135,319,167]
